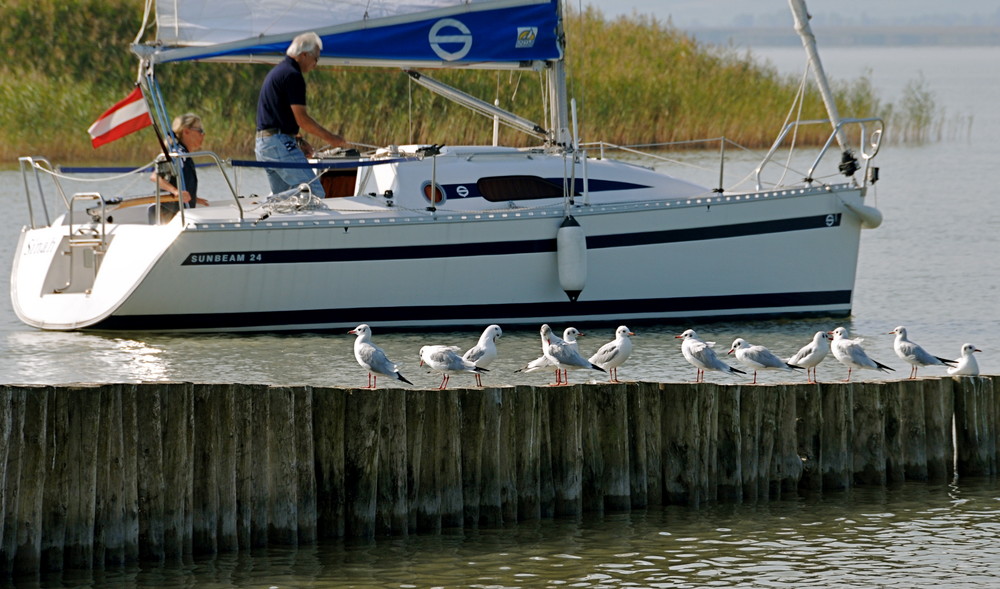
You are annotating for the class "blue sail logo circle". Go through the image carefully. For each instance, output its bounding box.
[429,18,472,61]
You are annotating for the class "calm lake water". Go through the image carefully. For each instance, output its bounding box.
[3,45,999,587]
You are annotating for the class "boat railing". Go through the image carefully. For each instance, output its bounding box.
[19,156,70,229]
[755,117,884,191]
[169,150,244,222]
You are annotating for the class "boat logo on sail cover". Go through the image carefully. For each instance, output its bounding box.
[429,19,472,61]
[516,27,538,48]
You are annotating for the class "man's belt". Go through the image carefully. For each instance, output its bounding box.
[255,128,287,138]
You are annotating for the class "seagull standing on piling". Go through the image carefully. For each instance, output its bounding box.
[947,343,981,376]
[728,338,802,384]
[516,326,583,384]
[463,324,502,386]
[675,329,745,383]
[588,325,635,383]
[348,324,413,389]
[889,325,956,379]
[541,324,604,385]
[786,331,831,383]
[420,345,488,389]
[829,326,894,382]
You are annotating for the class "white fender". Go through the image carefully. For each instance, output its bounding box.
[557,216,587,302]
[843,201,883,229]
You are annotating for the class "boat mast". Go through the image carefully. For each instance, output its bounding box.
[547,0,572,149]
[787,0,849,154]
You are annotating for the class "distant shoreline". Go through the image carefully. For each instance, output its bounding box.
[690,26,1000,47]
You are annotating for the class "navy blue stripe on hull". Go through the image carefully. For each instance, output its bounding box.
[93,290,852,332]
[182,213,842,266]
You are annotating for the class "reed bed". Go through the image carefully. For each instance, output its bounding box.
[1,0,927,164]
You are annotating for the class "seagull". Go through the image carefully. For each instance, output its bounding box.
[541,324,604,385]
[348,324,413,388]
[588,325,635,383]
[786,331,831,383]
[828,326,894,382]
[675,329,745,383]
[889,325,957,379]
[516,326,583,384]
[420,345,488,389]
[463,324,502,386]
[727,338,803,384]
[947,343,981,376]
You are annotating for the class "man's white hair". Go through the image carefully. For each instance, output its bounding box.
[286,32,323,58]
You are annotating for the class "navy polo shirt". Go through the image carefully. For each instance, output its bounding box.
[256,56,307,135]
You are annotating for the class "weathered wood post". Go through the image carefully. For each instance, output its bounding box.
[292,386,317,544]
[626,382,649,509]
[405,389,426,531]
[13,386,50,575]
[93,383,137,567]
[161,382,194,559]
[547,386,582,516]
[821,383,852,490]
[796,383,823,492]
[135,384,164,562]
[954,376,994,477]
[661,382,716,507]
[923,377,954,482]
[377,389,408,536]
[757,384,777,500]
[715,384,743,502]
[477,389,503,527]
[597,384,630,512]
[0,386,16,573]
[512,385,541,521]
[740,385,763,503]
[438,390,464,530]
[772,385,803,496]
[883,380,905,484]
[852,381,886,486]
[313,386,346,539]
[639,382,663,506]
[192,384,221,555]
[344,387,383,539]
[899,380,929,481]
[268,386,304,544]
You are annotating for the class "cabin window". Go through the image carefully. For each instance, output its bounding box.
[477,175,569,202]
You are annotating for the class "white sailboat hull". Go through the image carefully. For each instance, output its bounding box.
[12,167,867,332]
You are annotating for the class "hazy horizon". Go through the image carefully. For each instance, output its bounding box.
[583,0,1000,29]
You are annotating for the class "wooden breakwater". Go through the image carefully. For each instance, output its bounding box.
[0,376,997,576]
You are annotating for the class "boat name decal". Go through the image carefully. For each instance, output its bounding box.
[23,239,57,255]
[185,253,263,265]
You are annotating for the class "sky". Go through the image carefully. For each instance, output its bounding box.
[579,1,1000,29]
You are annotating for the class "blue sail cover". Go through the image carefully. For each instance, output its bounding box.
[151,0,562,67]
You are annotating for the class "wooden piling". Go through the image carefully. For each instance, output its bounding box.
[954,376,995,477]
[852,381,886,486]
[547,386,582,517]
[0,376,997,578]
[377,389,408,536]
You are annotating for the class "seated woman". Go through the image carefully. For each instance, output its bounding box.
[150,113,210,221]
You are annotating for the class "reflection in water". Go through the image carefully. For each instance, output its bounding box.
[26,480,1000,588]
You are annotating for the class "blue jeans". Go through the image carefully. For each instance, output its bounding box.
[255,133,326,197]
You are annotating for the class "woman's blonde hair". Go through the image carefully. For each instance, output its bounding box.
[171,113,202,135]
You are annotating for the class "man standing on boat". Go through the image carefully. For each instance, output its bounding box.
[255,32,349,197]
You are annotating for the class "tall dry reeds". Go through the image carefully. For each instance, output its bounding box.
[0,0,930,164]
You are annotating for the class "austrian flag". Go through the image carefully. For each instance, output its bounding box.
[87,87,152,148]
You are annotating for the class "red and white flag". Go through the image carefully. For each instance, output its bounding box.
[87,87,153,148]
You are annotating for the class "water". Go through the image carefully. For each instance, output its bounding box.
[3,46,999,586]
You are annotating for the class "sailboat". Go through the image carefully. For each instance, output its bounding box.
[12,0,884,332]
